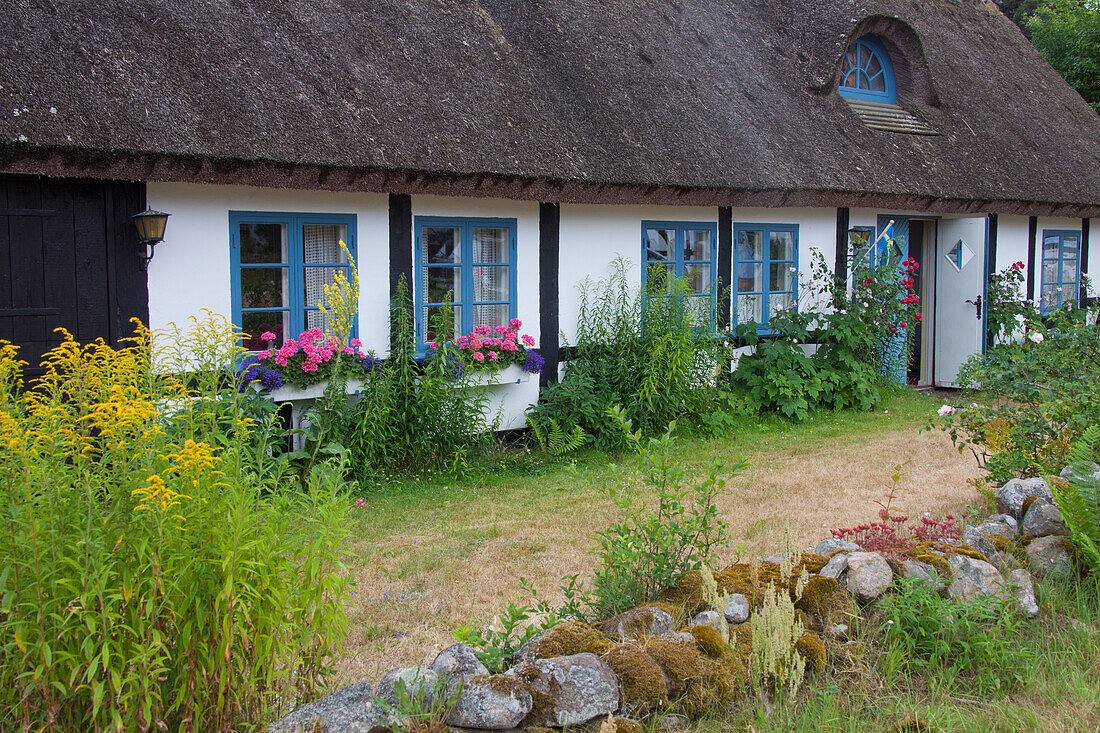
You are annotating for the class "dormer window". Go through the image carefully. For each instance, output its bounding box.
[839,35,896,104]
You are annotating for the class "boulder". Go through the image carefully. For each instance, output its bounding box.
[445,674,533,730]
[842,552,892,603]
[824,623,849,640]
[1027,536,1076,581]
[814,538,862,556]
[1007,569,1040,618]
[961,525,996,560]
[723,594,750,625]
[599,607,674,642]
[818,553,849,580]
[689,610,728,639]
[430,643,489,679]
[946,555,1005,602]
[376,667,439,707]
[657,713,690,731]
[986,514,1019,534]
[268,683,400,733]
[1021,499,1070,538]
[901,560,946,594]
[509,653,619,728]
[1060,461,1100,484]
[995,477,1054,520]
[762,552,786,564]
[973,519,1017,540]
[987,550,1021,574]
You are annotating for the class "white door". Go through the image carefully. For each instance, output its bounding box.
[934,217,987,387]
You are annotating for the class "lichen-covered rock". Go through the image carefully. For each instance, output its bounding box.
[987,550,1021,574]
[901,560,946,594]
[1027,535,1076,580]
[1021,498,1070,538]
[444,674,532,730]
[995,477,1054,520]
[430,643,489,679]
[1007,568,1040,617]
[974,519,1017,540]
[819,552,849,580]
[376,666,438,707]
[814,538,862,556]
[988,513,1019,532]
[599,606,675,642]
[268,683,399,733]
[515,621,613,661]
[601,643,667,710]
[962,525,997,559]
[724,594,750,624]
[843,552,892,603]
[510,653,618,728]
[946,555,1005,602]
[688,610,728,640]
[657,713,690,730]
[1060,461,1100,484]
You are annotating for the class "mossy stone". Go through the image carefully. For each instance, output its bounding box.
[795,575,856,630]
[524,621,612,659]
[990,534,1011,552]
[612,718,645,733]
[688,624,728,659]
[799,552,830,574]
[954,544,988,562]
[794,631,828,673]
[1021,495,1039,515]
[911,551,952,580]
[601,643,668,710]
[642,636,705,700]
[659,570,708,616]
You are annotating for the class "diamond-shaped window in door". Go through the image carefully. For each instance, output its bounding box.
[945,238,975,272]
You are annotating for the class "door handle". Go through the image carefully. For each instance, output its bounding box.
[964,294,982,319]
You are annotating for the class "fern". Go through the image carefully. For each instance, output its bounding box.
[527,415,587,456]
[1051,426,1100,572]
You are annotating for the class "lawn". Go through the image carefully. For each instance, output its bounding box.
[336,388,983,685]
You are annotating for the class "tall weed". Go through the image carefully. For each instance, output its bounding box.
[0,315,352,731]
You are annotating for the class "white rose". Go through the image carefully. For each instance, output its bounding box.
[1027,331,1044,343]
[937,405,956,416]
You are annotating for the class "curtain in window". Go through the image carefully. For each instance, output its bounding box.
[303,224,342,331]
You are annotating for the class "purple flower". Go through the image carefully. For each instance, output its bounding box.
[522,350,545,374]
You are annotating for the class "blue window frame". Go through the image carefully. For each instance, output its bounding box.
[848,226,875,279]
[414,216,517,342]
[733,223,798,329]
[641,220,718,300]
[1040,229,1082,313]
[839,35,896,104]
[230,211,357,351]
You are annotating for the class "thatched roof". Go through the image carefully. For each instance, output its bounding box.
[3,0,1099,215]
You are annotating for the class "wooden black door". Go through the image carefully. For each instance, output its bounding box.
[0,174,148,379]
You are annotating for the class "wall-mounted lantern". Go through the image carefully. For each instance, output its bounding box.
[131,209,170,270]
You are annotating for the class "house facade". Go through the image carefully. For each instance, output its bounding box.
[3,0,1099,424]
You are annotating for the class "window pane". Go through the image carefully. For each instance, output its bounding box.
[770,263,794,292]
[472,303,509,331]
[1043,235,1061,258]
[1041,284,1059,310]
[770,231,794,262]
[303,224,346,264]
[684,264,712,294]
[424,226,461,264]
[240,223,287,264]
[846,47,858,72]
[1043,261,1058,287]
[868,73,885,92]
[738,262,762,292]
[424,266,461,304]
[242,311,289,350]
[737,294,762,323]
[304,308,332,334]
[1063,235,1079,258]
[866,54,882,78]
[424,305,461,341]
[472,227,509,263]
[472,266,509,302]
[684,229,712,262]
[646,228,674,261]
[303,265,344,312]
[241,267,289,309]
[737,230,764,261]
[770,292,794,315]
[1062,258,1078,285]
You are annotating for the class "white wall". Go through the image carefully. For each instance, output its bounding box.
[146,182,390,351]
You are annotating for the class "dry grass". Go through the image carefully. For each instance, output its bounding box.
[333,392,983,686]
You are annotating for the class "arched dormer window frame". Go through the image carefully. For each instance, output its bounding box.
[839,35,897,104]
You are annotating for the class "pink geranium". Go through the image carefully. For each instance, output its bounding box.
[472,352,485,361]
[510,318,522,329]
[488,351,498,361]
[522,334,535,346]
[260,330,277,341]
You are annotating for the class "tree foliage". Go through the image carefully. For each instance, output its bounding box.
[1028,0,1100,114]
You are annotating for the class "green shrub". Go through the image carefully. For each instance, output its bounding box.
[345,277,492,473]
[584,413,742,617]
[0,316,352,731]
[528,259,725,452]
[731,321,822,422]
[879,577,1030,694]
